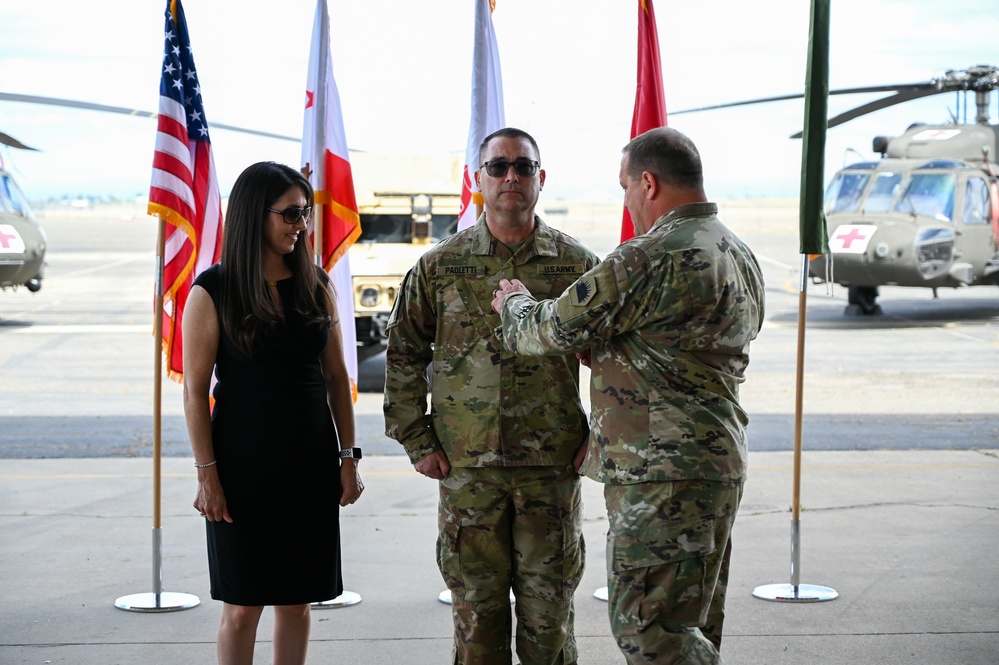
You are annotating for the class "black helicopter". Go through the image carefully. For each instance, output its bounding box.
[674,64,999,315]
[0,131,45,294]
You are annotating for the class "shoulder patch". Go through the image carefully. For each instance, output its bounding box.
[569,275,597,307]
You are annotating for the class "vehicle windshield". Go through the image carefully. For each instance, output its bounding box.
[0,172,35,218]
[358,213,458,243]
[894,172,956,222]
[863,172,903,213]
[824,171,870,213]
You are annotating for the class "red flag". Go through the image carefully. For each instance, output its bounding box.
[457,0,505,232]
[147,0,223,382]
[302,0,361,398]
[621,0,667,243]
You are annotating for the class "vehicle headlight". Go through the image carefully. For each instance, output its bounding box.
[359,287,380,308]
[914,227,954,278]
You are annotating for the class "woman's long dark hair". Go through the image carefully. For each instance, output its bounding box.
[217,161,336,358]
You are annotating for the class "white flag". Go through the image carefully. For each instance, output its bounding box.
[302,0,361,399]
[457,0,505,231]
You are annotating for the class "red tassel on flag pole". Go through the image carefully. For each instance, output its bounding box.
[621,0,668,243]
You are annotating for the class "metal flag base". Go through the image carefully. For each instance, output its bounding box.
[312,590,363,609]
[115,529,200,612]
[752,583,838,603]
[593,586,608,601]
[115,591,201,612]
[438,589,516,605]
[753,519,838,603]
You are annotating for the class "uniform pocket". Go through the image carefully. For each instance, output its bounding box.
[436,503,463,592]
[560,498,585,601]
[608,514,718,634]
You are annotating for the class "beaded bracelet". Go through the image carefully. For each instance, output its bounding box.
[194,460,218,468]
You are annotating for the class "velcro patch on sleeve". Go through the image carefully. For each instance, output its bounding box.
[569,275,598,307]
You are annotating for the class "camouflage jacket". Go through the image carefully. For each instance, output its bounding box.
[384,215,599,467]
[496,203,765,484]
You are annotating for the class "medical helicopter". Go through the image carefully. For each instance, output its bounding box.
[0,131,46,294]
[674,64,999,315]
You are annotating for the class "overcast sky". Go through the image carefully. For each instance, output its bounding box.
[0,0,996,203]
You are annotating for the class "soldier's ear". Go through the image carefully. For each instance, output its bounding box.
[641,171,657,200]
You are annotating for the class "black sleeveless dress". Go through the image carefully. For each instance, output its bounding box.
[194,264,342,606]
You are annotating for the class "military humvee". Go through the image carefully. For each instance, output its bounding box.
[347,153,462,360]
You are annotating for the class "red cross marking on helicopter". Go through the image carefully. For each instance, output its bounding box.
[834,227,869,249]
[0,226,20,249]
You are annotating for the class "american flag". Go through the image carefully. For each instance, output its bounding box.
[147,0,223,382]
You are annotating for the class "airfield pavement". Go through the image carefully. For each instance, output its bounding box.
[0,198,997,663]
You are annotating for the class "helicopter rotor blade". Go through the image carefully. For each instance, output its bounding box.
[789,87,947,138]
[0,130,39,151]
[669,82,938,116]
[0,92,301,143]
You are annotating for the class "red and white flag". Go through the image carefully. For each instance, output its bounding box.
[457,0,505,232]
[621,0,667,243]
[302,0,361,399]
[148,0,223,382]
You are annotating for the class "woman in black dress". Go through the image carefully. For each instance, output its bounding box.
[182,161,363,665]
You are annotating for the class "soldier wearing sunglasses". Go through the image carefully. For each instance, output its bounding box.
[385,128,598,665]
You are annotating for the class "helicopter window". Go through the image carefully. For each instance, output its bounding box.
[961,178,989,225]
[824,171,869,213]
[863,172,903,213]
[0,173,35,218]
[894,172,956,222]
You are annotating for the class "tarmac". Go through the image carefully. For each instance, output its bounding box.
[1,448,997,664]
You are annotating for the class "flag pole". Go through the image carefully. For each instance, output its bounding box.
[753,0,836,603]
[304,0,361,609]
[115,216,200,612]
[313,203,324,266]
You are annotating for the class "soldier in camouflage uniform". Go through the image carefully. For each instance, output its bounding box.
[491,127,765,664]
[384,128,599,665]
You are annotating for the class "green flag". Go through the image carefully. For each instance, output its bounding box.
[799,0,831,255]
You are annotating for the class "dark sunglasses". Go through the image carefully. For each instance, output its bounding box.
[480,159,540,178]
[265,206,312,224]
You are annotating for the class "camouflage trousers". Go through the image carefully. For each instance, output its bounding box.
[603,479,743,665]
[438,465,585,665]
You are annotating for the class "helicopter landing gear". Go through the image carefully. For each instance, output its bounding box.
[845,285,883,316]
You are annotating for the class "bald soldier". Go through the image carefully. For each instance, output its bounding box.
[384,127,598,665]
[492,127,765,664]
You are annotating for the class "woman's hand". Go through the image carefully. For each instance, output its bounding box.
[193,467,233,523]
[339,461,364,507]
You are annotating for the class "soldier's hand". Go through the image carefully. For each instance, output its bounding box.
[491,278,530,313]
[415,450,451,480]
